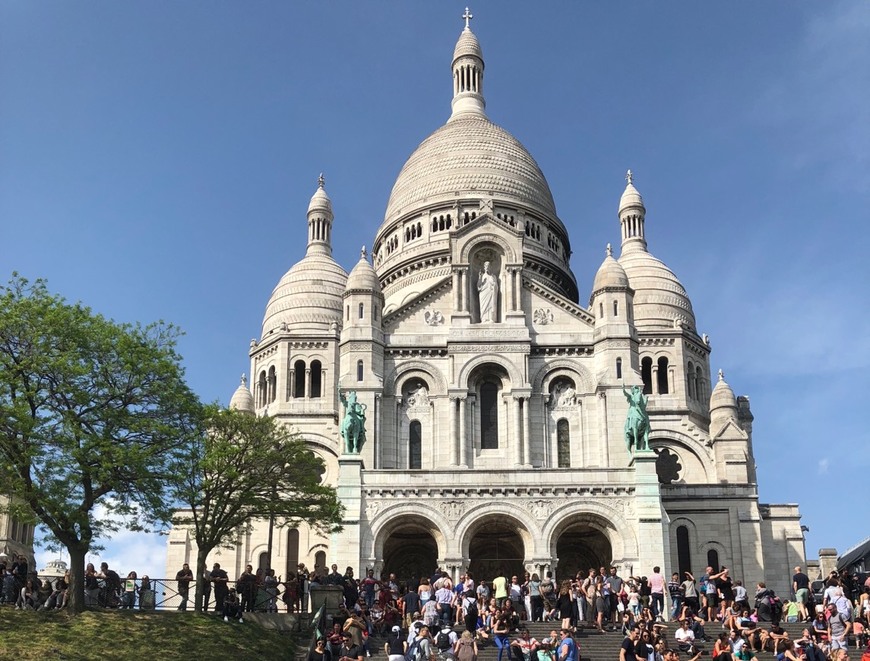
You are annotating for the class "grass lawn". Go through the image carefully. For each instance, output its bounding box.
[0,608,298,660]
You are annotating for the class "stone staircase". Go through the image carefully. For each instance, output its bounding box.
[360,620,819,661]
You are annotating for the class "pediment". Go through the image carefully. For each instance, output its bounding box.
[523,277,595,328]
[383,278,452,332]
[710,417,748,443]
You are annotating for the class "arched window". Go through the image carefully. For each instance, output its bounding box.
[267,366,277,403]
[310,360,322,398]
[258,551,269,572]
[599,302,604,319]
[314,550,327,576]
[258,371,267,407]
[613,300,619,317]
[409,421,422,469]
[707,549,720,573]
[676,526,691,578]
[695,366,703,401]
[641,357,653,395]
[480,381,499,450]
[657,357,670,394]
[616,357,623,380]
[285,528,299,579]
[358,303,364,319]
[686,360,695,399]
[357,360,364,382]
[557,419,570,468]
[346,305,350,321]
[294,360,306,398]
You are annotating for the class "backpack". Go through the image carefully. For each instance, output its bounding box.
[405,639,424,661]
[541,579,554,596]
[436,631,452,651]
[465,599,478,619]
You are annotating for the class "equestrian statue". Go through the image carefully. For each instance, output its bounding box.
[339,388,367,454]
[623,384,650,454]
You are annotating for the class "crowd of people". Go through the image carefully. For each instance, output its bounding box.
[300,564,870,661]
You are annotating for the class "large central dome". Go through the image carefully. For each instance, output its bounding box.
[383,113,558,223]
[373,23,577,312]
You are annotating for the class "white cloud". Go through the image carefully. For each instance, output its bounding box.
[817,458,830,475]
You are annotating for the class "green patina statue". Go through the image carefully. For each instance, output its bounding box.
[339,389,367,454]
[623,384,650,454]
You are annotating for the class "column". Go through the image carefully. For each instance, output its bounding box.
[512,269,519,311]
[513,396,522,466]
[522,397,531,466]
[452,270,460,311]
[449,397,458,466]
[458,397,468,468]
[459,269,465,312]
[289,368,295,398]
[305,368,312,399]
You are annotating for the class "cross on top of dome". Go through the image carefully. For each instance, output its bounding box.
[462,7,473,29]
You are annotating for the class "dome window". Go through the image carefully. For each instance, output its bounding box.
[267,366,277,404]
[257,370,267,407]
[657,357,670,394]
[687,361,695,399]
[357,360,364,382]
[641,357,653,395]
[358,303,365,319]
[616,358,623,380]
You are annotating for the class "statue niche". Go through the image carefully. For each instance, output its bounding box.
[470,251,501,324]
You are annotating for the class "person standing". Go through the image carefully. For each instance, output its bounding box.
[607,567,625,625]
[619,626,639,661]
[667,573,683,621]
[237,564,257,612]
[648,567,665,621]
[793,566,811,622]
[201,566,212,612]
[493,570,509,609]
[211,563,229,614]
[176,563,193,611]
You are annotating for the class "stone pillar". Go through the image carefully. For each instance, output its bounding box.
[522,397,531,466]
[459,397,468,468]
[818,548,838,579]
[453,270,460,312]
[305,368,311,399]
[449,397,458,466]
[652,366,659,394]
[335,456,364,572]
[513,396,522,466]
[289,368,295,398]
[631,451,669,591]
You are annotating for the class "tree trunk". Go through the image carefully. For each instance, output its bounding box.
[194,544,212,613]
[67,544,88,614]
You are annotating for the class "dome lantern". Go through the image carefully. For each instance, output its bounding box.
[450,8,486,119]
[619,169,647,254]
[306,173,334,257]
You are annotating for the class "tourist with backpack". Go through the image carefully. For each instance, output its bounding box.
[436,624,458,659]
[406,625,435,661]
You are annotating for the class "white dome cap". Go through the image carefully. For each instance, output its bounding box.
[709,369,738,416]
[308,174,333,215]
[591,243,630,296]
[453,26,483,62]
[345,246,381,293]
[229,374,255,414]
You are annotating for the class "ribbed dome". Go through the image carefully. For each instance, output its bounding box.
[346,248,381,292]
[383,114,557,223]
[262,253,347,337]
[453,27,483,62]
[308,182,332,214]
[229,375,255,414]
[619,250,695,330]
[591,245,630,295]
[710,370,738,416]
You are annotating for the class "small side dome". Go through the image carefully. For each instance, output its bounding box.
[308,173,332,214]
[345,246,381,293]
[591,243,630,297]
[709,369,737,417]
[229,374,255,414]
[619,249,695,330]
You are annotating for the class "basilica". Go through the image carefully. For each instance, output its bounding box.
[166,17,805,598]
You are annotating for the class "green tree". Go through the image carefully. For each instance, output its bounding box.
[0,274,200,613]
[171,406,342,612]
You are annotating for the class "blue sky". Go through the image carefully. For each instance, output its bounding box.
[3,2,868,581]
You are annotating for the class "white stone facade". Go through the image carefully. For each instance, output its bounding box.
[165,20,805,600]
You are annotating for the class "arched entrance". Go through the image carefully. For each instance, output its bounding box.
[556,524,612,578]
[468,520,526,580]
[382,524,438,585]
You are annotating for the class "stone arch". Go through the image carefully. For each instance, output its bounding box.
[699,539,728,572]
[366,503,451,563]
[458,231,519,264]
[532,359,595,394]
[648,430,713,483]
[457,354,524,390]
[454,503,539,561]
[543,499,639,565]
[383,360,448,397]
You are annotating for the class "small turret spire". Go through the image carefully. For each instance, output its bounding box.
[240,373,247,387]
[318,173,325,188]
[360,245,367,260]
[606,243,613,257]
